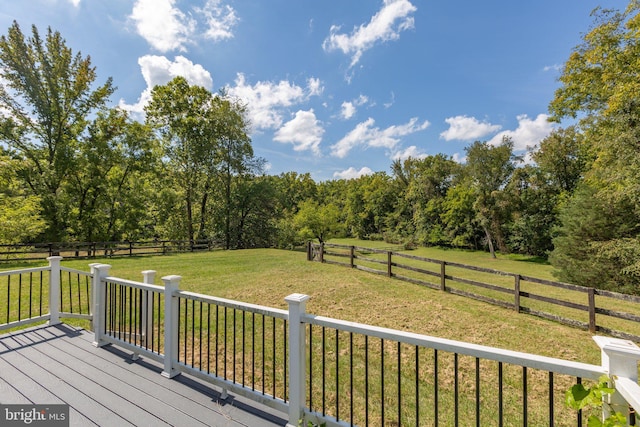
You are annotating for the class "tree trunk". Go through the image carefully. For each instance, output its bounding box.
[483,226,497,259]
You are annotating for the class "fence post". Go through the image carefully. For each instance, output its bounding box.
[285,293,310,427]
[92,264,111,347]
[514,274,521,313]
[349,246,356,268]
[440,261,446,291]
[47,256,63,325]
[588,288,597,334]
[141,270,156,349]
[320,242,324,263]
[387,251,392,277]
[593,336,640,420]
[162,275,181,379]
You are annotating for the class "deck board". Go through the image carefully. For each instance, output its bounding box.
[0,324,287,427]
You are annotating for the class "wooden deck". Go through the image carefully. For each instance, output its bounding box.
[0,324,288,426]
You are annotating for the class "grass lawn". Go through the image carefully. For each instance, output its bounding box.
[51,248,601,365]
[1,246,611,425]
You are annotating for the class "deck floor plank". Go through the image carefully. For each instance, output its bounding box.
[0,324,287,427]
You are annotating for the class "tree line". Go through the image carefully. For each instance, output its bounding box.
[1,3,640,294]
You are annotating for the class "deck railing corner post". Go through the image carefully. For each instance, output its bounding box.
[285,293,310,427]
[47,255,63,326]
[593,336,640,419]
[162,275,182,379]
[92,264,111,347]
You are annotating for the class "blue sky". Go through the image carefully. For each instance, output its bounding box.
[0,0,621,180]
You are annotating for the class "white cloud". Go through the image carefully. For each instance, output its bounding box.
[340,95,369,120]
[440,115,502,141]
[331,117,429,158]
[334,167,374,180]
[391,145,427,161]
[452,152,467,164]
[273,109,324,155]
[68,0,80,6]
[341,102,356,120]
[118,55,213,117]
[488,114,554,151]
[130,0,237,52]
[227,73,320,130]
[196,0,239,41]
[130,0,195,52]
[307,77,324,97]
[323,0,417,68]
[543,64,562,72]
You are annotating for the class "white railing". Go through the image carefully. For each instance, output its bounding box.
[0,256,92,332]
[3,259,640,426]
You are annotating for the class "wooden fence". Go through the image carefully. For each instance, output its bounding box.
[308,242,640,343]
[0,239,219,262]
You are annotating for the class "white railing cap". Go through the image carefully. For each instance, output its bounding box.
[593,336,640,358]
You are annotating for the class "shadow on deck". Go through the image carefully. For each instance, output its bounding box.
[0,323,287,427]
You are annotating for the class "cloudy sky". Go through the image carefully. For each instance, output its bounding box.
[0,0,620,180]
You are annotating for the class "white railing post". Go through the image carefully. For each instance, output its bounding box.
[47,256,63,325]
[141,270,156,348]
[161,275,181,379]
[87,263,101,322]
[92,264,111,347]
[285,293,310,427]
[593,336,640,421]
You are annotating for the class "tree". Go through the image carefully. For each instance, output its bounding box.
[294,200,345,244]
[0,22,114,240]
[548,3,640,292]
[465,139,519,257]
[0,154,46,244]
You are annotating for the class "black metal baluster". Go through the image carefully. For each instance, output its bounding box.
[284,319,287,402]
[523,366,528,427]
[191,299,195,368]
[415,345,419,427]
[454,353,459,427]
[272,317,276,398]
[336,329,339,421]
[29,272,33,319]
[224,306,228,380]
[207,303,211,374]
[476,357,480,427]
[85,274,90,314]
[365,335,369,427]
[262,314,265,394]
[68,271,72,313]
[7,275,10,324]
[350,332,353,427]
[76,273,81,315]
[577,377,582,427]
[549,372,554,426]
[322,326,326,416]
[252,312,255,390]
[156,292,161,354]
[18,274,22,322]
[398,342,401,427]
[309,324,313,411]
[242,310,245,386]
[499,362,504,427]
[381,338,385,426]
[233,308,236,384]
[200,301,204,371]
[177,297,182,363]
[39,271,43,317]
[215,305,219,376]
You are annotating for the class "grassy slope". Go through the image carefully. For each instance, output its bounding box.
[57,248,601,366]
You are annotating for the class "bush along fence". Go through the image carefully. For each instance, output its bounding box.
[0,239,219,262]
[307,242,640,344]
[2,258,640,426]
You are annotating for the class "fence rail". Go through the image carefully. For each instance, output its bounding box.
[0,239,219,262]
[309,242,640,344]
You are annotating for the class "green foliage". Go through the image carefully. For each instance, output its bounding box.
[294,200,345,244]
[565,375,626,427]
[0,21,114,241]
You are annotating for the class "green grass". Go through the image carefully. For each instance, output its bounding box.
[1,246,611,426]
